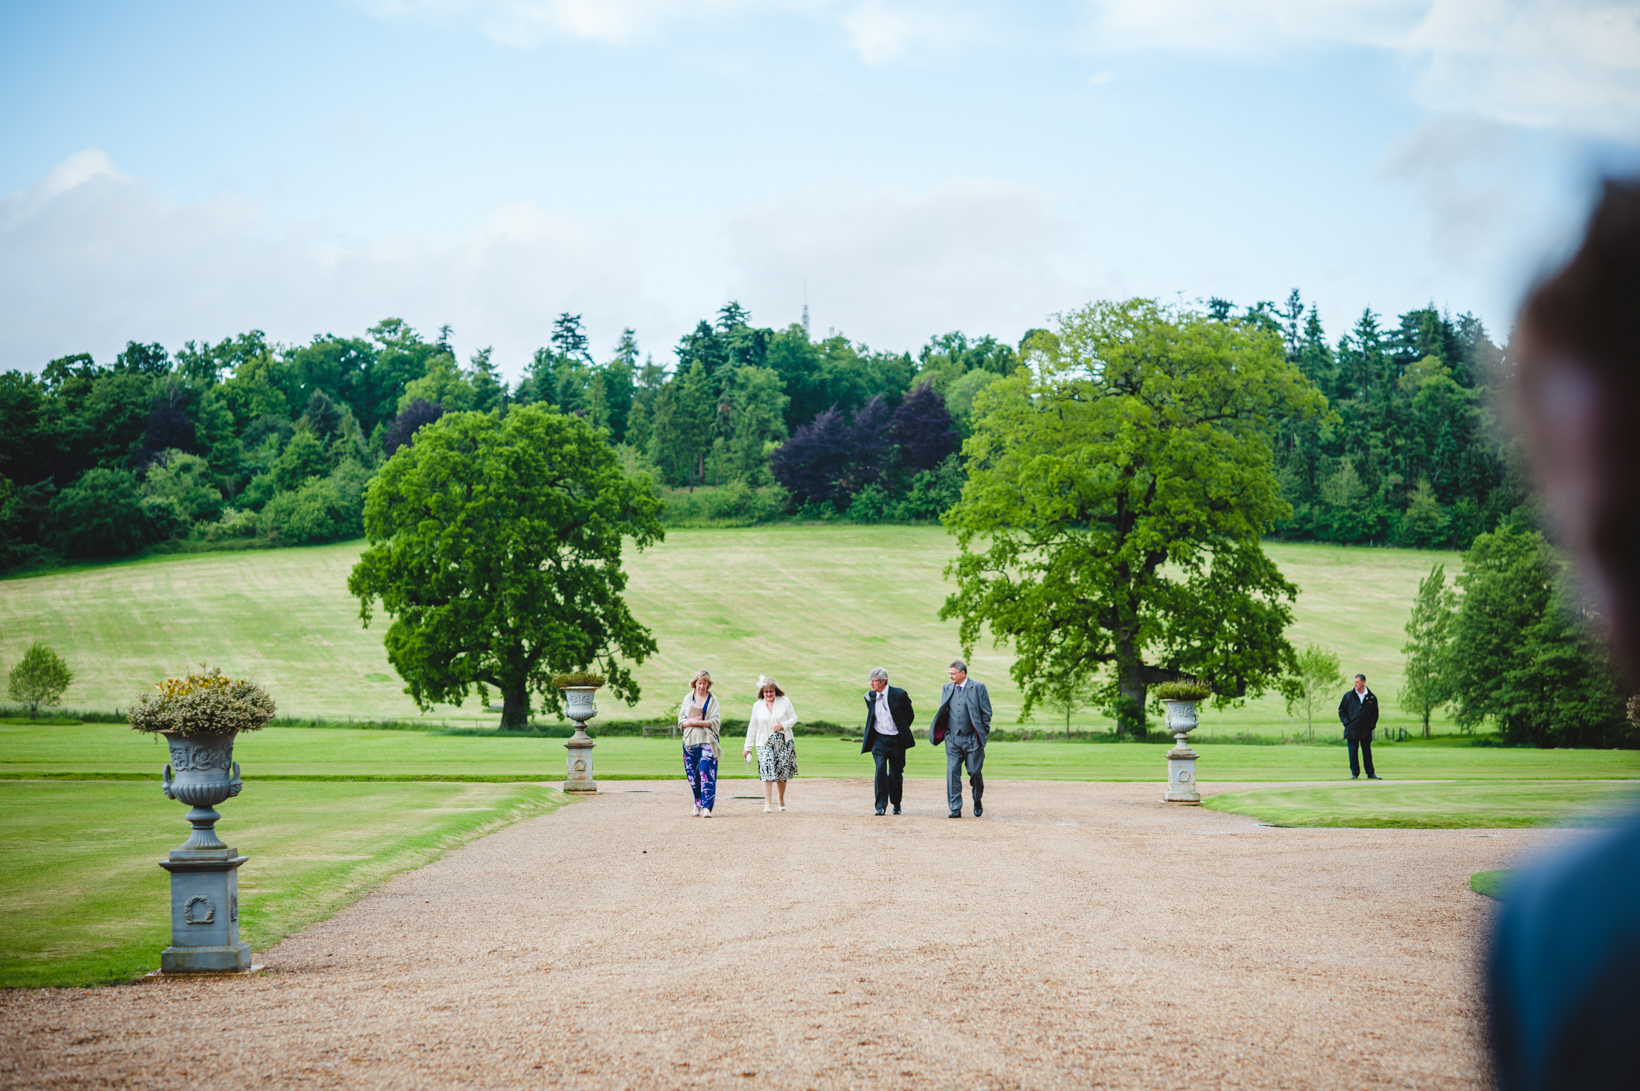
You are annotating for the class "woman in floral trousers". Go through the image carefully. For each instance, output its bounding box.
[678,669,721,817]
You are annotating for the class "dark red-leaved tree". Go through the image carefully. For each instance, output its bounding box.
[384,399,446,457]
[890,382,961,474]
[769,406,855,507]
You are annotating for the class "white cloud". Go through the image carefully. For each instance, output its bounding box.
[724,179,1084,349]
[1379,114,1521,265]
[358,0,984,62]
[358,0,807,46]
[1082,0,1640,140]
[0,151,663,377]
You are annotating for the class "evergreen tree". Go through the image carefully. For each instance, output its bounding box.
[721,366,788,485]
[677,360,716,487]
[551,314,592,364]
[468,347,504,413]
[598,330,638,442]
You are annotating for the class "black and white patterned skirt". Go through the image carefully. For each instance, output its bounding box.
[756,734,798,782]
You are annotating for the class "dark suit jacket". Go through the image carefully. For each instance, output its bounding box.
[1489,811,1640,1090]
[861,687,915,754]
[931,680,992,746]
[1338,688,1379,740]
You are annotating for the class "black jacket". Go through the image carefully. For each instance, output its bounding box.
[861,686,916,753]
[1339,688,1379,740]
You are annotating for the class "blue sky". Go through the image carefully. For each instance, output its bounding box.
[3,0,1637,380]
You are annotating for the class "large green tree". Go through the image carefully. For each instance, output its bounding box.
[941,299,1325,737]
[1449,526,1631,747]
[348,405,664,728]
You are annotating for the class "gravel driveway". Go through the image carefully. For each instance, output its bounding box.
[1,778,1557,1089]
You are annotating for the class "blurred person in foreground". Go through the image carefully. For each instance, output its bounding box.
[1489,178,1640,1090]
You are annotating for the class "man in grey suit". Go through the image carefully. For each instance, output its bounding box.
[930,659,991,818]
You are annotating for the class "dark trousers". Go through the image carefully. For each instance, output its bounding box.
[1348,737,1376,778]
[872,739,906,812]
[946,738,984,815]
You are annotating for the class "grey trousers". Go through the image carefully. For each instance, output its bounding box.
[946,738,985,814]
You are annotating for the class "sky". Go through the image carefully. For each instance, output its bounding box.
[2,0,1638,382]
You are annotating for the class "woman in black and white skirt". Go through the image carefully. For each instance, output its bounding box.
[742,675,798,812]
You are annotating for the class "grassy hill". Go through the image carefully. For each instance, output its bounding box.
[0,527,1460,736]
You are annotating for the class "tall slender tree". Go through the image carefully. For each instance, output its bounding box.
[1399,563,1457,736]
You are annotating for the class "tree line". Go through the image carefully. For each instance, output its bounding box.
[0,291,1522,572]
[0,306,1019,567]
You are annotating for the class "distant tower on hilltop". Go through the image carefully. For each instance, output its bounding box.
[802,302,810,337]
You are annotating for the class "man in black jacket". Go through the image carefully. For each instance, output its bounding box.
[1338,673,1380,779]
[862,667,915,815]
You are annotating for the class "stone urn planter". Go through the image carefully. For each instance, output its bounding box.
[554,672,606,795]
[1153,681,1211,805]
[130,666,276,973]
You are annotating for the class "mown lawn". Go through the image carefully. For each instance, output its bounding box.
[0,780,566,987]
[0,529,1462,736]
[4,726,1635,989]
[4,723,1638,783]
[1204,780,1640,828]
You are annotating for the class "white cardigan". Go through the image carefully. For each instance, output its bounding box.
[743,696,798,752]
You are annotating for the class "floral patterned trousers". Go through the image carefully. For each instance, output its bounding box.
[683,744,718,810]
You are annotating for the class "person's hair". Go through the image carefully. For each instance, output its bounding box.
[756,674,785,697]
[1520,179,1640,385]
[1517,178,1640,673]
[949,659,967,673]
[690,669,712,689]
[1355,673,1367,682]
[869,667,889,682]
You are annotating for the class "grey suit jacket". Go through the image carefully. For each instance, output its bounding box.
[930,680,992,747]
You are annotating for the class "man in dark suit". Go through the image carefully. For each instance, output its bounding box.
[1338,673,1380,779]
[930,659,991,818]
[861,667,915,815]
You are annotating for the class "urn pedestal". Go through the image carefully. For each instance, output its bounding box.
[561,686,599,795]
[157,731,252,972]
[1161,699,1203,805]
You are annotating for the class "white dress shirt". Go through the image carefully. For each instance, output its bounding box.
[871,690,897,736]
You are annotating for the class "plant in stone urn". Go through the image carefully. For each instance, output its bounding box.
[552,671,605,795]
[130,664,275,973]
[1153,679,1211,805]
[1152,679,1211,747]
[129,665,276,850]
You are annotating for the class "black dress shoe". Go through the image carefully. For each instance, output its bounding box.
[974,801,983,817]
[948,812,961,818]
[1367,775,1382,780]
[875,809,886,815]
[892,807,901,815]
